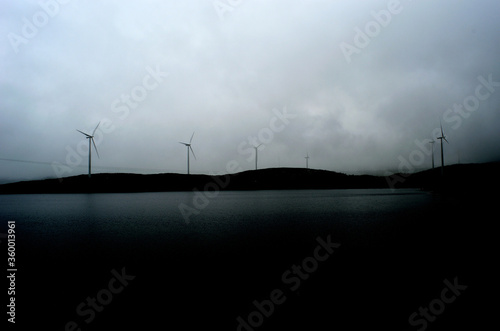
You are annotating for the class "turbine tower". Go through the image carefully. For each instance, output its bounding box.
[437,123,449,176]
[179,132,196,174]
[254,144,262,170]
[77,122,100,178]
[428,141,435,169]
[305,153,310,169]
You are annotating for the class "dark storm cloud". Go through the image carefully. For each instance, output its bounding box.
[1,0,499,182]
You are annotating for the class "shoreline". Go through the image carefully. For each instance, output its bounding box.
[1,162,498,194]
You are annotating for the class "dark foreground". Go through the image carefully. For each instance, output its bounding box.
[6,192,496,330]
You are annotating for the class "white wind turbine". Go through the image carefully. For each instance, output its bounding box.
[437,123,449,176]
[77,122,100,178]
[179,132,196,174]
[428,141,435,169]
[253,144,262,170]
[305,153,310,169]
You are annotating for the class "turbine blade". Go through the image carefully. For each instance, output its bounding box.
[190,132,195,144]
[77,129,91,137]
[444,137,449,144]
[179,142,188,146]
[440,123,444,136]
[92,121,101,136]
[92,138,100,158]
[190,146,196,160]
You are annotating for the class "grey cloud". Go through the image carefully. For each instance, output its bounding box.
[1,0,499,182]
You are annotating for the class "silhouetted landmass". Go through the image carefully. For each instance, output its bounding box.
[1,162,499,194]
[7,163,498,330]
[390,162,500,194]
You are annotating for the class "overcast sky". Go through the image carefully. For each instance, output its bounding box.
[1,0,500,183]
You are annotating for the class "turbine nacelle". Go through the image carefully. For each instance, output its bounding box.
[437,136,449,144]
[179,132,196,174]
[437,122,449,176]
[76,130,92,138]
[76,122,101,177]
[437,123,449,144]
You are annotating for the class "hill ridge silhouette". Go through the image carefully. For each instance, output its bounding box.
[1,162,498,194]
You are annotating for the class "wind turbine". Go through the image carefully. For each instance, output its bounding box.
[253,144,262,170]
[77,122,100,178]
[305,153,310,169]
[437,123,449,176]
[428,141,435,169]
[179,132,196,174]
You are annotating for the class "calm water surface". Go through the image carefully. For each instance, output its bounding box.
[2,189,487,330]
[0,188,432,247]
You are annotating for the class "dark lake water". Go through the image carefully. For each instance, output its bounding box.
[0,189,431,245]
[0,189,493,330]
